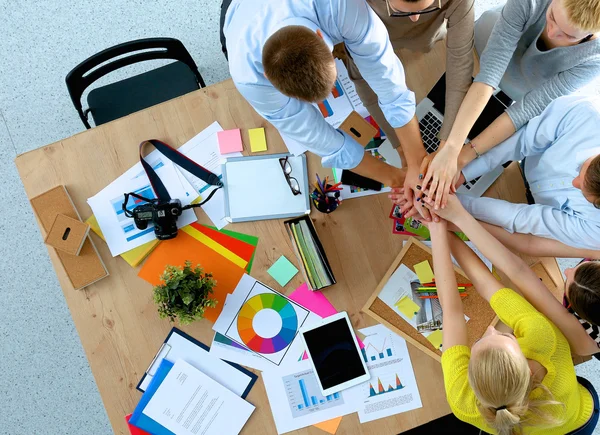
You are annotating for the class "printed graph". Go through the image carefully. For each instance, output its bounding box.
[283,370,344,418]
[368,374,405,397]
[361,336,394,363]
[316,80,346,118]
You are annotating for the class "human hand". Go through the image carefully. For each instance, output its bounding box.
[404,164,432,222]
[421,189,467,224]
[420,145,460,210]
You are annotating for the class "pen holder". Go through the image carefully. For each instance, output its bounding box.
[311,184,341,214]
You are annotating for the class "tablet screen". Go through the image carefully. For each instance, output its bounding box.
[303,318,366,390]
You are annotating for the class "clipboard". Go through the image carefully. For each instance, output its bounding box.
[222,153,310,223]
[136,327,257,398]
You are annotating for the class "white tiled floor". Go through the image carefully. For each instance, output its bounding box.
[1,1,599,434]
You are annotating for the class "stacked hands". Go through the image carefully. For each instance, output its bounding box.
[390,146,465,223]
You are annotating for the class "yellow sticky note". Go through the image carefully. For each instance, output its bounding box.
[426,329,444,350]
[249,127,267,152]
[414,260,435,284]
[313,417,342,434]
[395,296,420,319]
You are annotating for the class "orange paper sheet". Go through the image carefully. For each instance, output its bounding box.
[138,231,245,322]
[314,417,342,434]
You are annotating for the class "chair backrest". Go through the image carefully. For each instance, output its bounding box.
[66,37,205,129]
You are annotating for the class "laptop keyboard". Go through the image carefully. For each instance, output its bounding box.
[419,112,442,154]
[419,111,481,189]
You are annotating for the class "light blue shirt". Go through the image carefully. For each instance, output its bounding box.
[461,95,600,250]
[223,0,415,169]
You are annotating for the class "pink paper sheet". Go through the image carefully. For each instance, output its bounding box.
[289,283,365,361]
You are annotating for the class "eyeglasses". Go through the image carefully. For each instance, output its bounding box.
[279,156,301,196]
[386,0,441,17]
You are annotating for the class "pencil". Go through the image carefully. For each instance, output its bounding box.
[419,294,468,299]
[417,287,466,291]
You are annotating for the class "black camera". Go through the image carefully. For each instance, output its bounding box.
[124,194,183,240]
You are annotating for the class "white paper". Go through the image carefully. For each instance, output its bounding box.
[177,121,242,229]
[378,264,422,329]
[335,58,369,118]
[143,359,254,435]
[402,240,493,271]
[345,325,422,423]
[140,329,254,395]
[87,154,199,256]
[262,359,359,434]
[281,134,307,156]
[213,274,313,367]
[210,332,274,372]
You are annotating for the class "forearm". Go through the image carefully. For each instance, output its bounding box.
[457,112,517,170]
[352,152,405,187]
[479,222,600,259]
[395,115,427,167]
[454,211,526,281]
[445,82,495,154]
[447,233,502,302]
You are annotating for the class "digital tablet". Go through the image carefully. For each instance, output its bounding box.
[300,312,370,396]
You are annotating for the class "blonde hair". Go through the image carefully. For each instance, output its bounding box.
[563,0,600,33]
[468,346,565,435]
[263,26,335,103]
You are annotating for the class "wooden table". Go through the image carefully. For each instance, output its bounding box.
[15,41,563,435]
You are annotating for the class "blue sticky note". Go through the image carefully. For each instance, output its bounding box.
[268,256,299,287]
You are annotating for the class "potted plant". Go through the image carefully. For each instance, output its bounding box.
[153,261,217,325]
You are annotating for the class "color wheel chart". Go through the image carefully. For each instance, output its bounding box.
[237,293,298,354]
[225,281,310,366]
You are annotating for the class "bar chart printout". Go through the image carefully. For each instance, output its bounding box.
[361,335,394,363]
[283,370,345,418]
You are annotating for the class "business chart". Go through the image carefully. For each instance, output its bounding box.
[283,369,345,418]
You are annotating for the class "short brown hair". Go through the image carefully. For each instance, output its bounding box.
[568,261,600,326]
[583,154,600,209]
[564,0,600,32]
[262,26,335,103]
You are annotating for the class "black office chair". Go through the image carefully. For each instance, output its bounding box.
[66,38,206,129]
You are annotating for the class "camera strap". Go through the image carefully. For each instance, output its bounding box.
[139,139,223,207]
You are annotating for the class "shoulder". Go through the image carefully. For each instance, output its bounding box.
[502,0,549,21]
[552,96,600,131]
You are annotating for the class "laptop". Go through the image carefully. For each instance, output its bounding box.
[416,73,512,197]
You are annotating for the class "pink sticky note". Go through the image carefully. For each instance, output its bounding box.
[217,129,243,154]
[289,283,365,361]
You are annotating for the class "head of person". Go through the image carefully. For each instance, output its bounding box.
[468,326,563,434]
[572,154,600,208]
[565,260,600,326]
[386,0,439,22]
[545,0,600,45]
[262,26,336,103]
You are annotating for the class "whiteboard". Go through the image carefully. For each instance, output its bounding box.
[222,154,310,222]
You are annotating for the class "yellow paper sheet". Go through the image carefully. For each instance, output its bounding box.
[86,215,159,267]
[395,296,420,319]
[248,127,267,152]
[181,225,248,269]
[426,329,444,349]
[414,260,435,284]
[313,417,342,434]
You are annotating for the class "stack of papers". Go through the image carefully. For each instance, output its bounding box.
[285,218,335,290]
[138,224,258,323]
[87,122,242,257]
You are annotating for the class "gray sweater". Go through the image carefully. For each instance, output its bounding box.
[475,0,600,129]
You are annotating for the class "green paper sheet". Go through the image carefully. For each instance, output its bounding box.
[267,256,299,287]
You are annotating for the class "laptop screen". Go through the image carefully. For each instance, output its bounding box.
[428,73,510,139]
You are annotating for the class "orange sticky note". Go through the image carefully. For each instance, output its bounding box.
[217,128,243,154]
[313,417,342,434]
[248,128,267,152]
[138,231,245,323]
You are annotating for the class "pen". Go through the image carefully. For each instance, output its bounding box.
[420,294,468,300]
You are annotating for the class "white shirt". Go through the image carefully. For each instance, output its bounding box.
[223,0,415,168]
[461,95,600,250]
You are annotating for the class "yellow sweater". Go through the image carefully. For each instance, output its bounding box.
[441,288,594,434]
